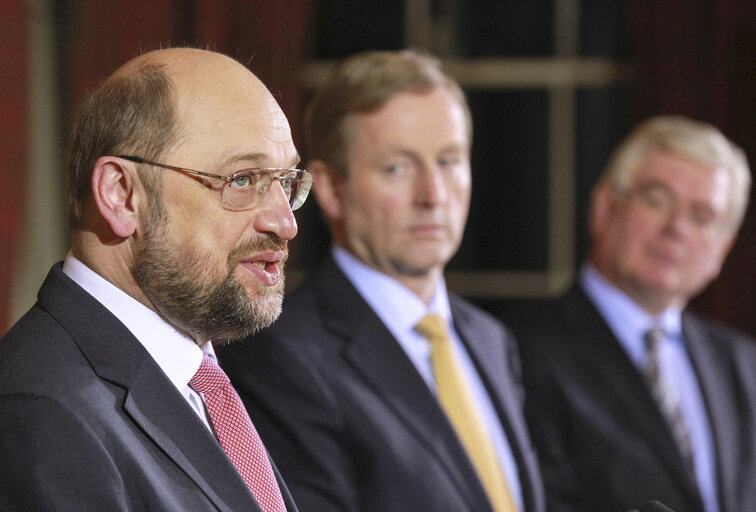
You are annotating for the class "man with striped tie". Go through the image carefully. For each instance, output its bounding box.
[502,116,756,512]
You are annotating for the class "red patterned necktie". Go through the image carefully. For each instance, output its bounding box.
[190,354,286,512]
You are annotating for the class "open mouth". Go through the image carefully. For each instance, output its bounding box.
[239,251,286,286]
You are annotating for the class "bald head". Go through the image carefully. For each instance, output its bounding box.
[66,47,288,230]
[115,47,241,74]
[113,48,274,110]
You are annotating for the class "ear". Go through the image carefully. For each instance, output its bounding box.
[90,156,141,238]
[588,180,616,240]
[309,159,344,221]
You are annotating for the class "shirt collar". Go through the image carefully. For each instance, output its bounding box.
[332,246,451,334]
[580,263,682,364]
[62,253,209,391]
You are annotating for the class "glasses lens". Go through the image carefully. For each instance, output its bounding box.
[290,170,313,211]
[221,169,312,211]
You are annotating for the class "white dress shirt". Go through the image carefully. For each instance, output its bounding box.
[62,253,214,431]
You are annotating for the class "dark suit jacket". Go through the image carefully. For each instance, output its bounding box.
[218,255,545,512]
[502,284,756,512]
[0,264,298,512]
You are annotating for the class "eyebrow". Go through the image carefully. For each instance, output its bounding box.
[439,143,469,154]
[379,142,468,158]
[220,153,302,170]
[635,180,723,210]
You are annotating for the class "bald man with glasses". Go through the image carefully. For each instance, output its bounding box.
[0,48,311,511]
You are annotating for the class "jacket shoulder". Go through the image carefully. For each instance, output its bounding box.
[0,304,85,392]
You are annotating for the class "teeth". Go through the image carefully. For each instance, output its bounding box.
[252,261,267,269]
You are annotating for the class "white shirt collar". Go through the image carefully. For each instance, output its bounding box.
[62,253,210,392]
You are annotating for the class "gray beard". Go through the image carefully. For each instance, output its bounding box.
[131,208,286,344]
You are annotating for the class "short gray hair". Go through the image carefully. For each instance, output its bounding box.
[601,115,751,231]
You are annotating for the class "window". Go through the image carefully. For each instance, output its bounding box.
[292,0,633,300]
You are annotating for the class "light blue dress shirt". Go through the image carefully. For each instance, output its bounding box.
[333,246,524,510]
[581,264,719,512]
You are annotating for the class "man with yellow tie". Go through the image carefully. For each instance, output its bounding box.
[218,50,545,512]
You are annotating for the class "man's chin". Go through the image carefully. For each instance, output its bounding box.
[190,283,284,346]
[249,289,284,325]
[638,271,683,293]
[394,255,449,277]
[210,302,281,346]
[257,297,284,326]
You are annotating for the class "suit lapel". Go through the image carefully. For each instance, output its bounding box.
[271,457,299,511]
[38,265,264,512]
[683,315,738,512]
[452,299,542,512]
[312,258,494,512]
[453,302,523,443]
[123,362,261,512]
[563,286,702,502]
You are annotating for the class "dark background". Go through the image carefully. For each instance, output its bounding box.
[2,0,755,338]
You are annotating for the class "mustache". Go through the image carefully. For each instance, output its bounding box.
[229,236,289,264]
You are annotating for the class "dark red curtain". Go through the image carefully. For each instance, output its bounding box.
[627,0,756,336]
[60,0,314,149]
[10,1,753,337]
[0,0,29,334]
[0,0,314,334]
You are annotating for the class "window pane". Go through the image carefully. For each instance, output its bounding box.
[575,86,631,261]
[579,0,628,56]
[457,2,554,57]
[451,90,549,272]
[312,0,405,58]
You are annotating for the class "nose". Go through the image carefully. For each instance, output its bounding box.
[415,165,447,206]
[660,205,689,238]
[252,181,298,241]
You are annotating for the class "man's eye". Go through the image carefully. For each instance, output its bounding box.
[689,208,715,227]
[280,174,294,190]
[638,189,669,210]
[383,160,412,177]
[230,174,253,188]
[439,155,461,168]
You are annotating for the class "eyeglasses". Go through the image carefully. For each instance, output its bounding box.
[119,155,312,211]
[617,182,728,235]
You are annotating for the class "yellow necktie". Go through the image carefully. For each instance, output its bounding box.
[416,313,518,512]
